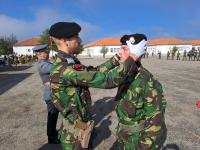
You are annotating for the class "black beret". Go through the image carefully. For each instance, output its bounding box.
[120,33,147,45]
[49,22,81,38]
[32,44,48,52]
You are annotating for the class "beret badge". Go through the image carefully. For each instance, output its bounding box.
[129,37,135,44]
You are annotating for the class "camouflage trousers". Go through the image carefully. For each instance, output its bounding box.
[59,118,82,150]
[116,116,166,150]
[59,118,94,150]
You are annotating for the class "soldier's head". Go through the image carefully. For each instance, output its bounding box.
[33,44,49,60]
[119,33,147,61]
[49,22,82,55]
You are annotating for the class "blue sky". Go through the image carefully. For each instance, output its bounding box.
[0,0,200,44]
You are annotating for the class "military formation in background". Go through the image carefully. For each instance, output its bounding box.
[1,48,200,67]
[143,49,200,61]
[0,54,36,66]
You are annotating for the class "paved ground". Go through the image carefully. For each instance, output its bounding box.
[0,56,200,150]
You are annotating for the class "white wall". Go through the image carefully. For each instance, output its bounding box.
[83,45,120,57]
[13,46,34,55]
[147,44,192,54]
[84,44,199,57]
[13,44,47,56]
[193,45,200,50]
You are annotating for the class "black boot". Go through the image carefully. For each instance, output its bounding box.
[47,101,60,144]
[48,136,60,144]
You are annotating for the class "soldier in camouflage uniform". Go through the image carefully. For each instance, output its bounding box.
[114,34,167,150]
[49,22,146,150]
[167,51,170,60]
[197,50,200,61]
[176,51,180,60]
[182,50,187,61]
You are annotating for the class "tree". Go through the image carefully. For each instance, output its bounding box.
[0,34,17,55]
[6,34,18,54]
[100,46,108,58]
[0,38,8,55]
[39,29,57,50]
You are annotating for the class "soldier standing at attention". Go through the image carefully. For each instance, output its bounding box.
[167,51,170,60]
[176,51,180,60]
[33,45,60,144]
[158,51,161,59]
[182,50,187,61]
[146,51,149,58]
[114,34,167,150]
[49,22,146,149]
[197,50,200,61]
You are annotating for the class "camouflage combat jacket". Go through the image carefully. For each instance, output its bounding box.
[50,51,138,125]
[115,62,167,126]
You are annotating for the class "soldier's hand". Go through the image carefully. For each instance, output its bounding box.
[126,39,147,58]
[119,45,140,62]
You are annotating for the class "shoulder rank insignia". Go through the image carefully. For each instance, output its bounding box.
[72,64,84,71]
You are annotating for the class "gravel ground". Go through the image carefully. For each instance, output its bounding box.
[0,56,200,150]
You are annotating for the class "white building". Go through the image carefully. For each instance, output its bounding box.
[83,37,200,57]
[13,38,46,56]
[14,37,200,57]
[147,38,193,55]
[83,38,121,57]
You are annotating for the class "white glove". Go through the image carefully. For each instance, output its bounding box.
[126,39,147,57]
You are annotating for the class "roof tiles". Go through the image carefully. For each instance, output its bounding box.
[84,38,200,48]
[14,38,41,46]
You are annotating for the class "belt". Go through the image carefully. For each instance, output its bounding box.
[119,120,146,132]
[119,113,165,133]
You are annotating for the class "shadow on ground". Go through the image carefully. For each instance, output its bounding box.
[38,144,62,150]
[0,73,33,95]
[91,97,114,125]
[0,65,32,72]
[162,144,180,150]
[91,97,115,149]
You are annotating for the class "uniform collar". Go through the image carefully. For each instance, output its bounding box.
[56,50,80,64]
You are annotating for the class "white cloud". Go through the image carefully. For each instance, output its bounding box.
[0,7,101,43]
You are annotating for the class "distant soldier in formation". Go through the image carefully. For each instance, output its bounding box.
[188,50,192,61]
[171,52,175,60]
[194,50,198,61]
[167,51,170,60]
[176,51,180,60]
[152,51,154,57]
[3,55,7,66]
[12,55,19,67]
[158,51,161,59]
[146,51,149,58]
[197,50,200,61]
[143,53,146,58]
[182,50,187,61]
[8,55,13,66]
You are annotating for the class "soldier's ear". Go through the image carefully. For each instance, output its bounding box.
[63,38,69,46]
